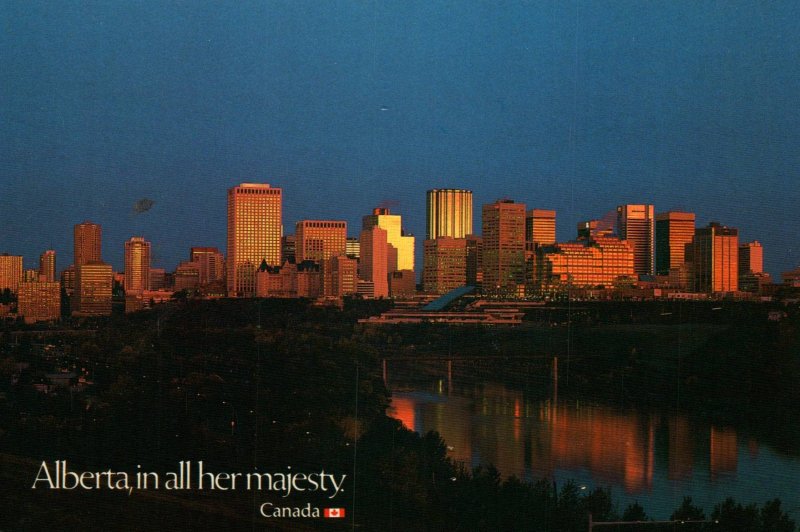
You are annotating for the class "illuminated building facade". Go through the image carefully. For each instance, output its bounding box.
[39,250,56,282]
[691,222,738,293]
[525,209,556,246]
[0,254,23,293]
[190,247,225,285]
[655,211,695,275]
[482,200,526,294]
[426,188,473,240]
[362,208,415,272]
[18,281,61,323]
[423,237,467,294]
[359,226,389,298]
[345,237,360,259]
[74,221,102,267]
[617,204,655,276]
[124,237,151,294]
[535,236,634,288]
[226,183,282,297]
[325,254,358,297]
[738,241,763,275]
[73,261,113,316]
[295,220,347,263]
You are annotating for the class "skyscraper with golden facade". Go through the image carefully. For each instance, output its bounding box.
[72,261,113,316]
[426,189,473,240]
[362,208,415,272]
[226,183,282,297]
[617,204,655,276]
[124,237,151,294]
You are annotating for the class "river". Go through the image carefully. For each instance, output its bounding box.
[386,361,800,521]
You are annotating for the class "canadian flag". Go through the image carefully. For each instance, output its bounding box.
[324,508,345,518]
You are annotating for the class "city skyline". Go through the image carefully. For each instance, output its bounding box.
[2,3,799,278]
[0,184,790,281]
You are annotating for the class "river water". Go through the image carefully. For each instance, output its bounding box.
[386,366,800,521]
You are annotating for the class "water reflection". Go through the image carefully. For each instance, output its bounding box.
[387,380,800,519]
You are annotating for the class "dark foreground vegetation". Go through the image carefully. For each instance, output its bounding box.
[0,298,797,530]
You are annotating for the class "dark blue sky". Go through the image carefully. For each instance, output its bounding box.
[2,1,798,277]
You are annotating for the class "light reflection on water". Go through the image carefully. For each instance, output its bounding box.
[388,381,800,521]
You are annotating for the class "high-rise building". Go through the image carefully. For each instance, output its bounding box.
[359,226,389,298]
[325,254,358,298]
[738,241,763,275]
[73,261,113,316]
[738,241,766,293]
[655,211,695,275]
[149,268,167,290]
[0,254,23,294]
[39,250,56,282]
[295,220,347,263]
[482,200,526,293]
[617,205,655,276]
[423,237,467,294]
[525,209,556,246]
[18,281,61,323]
[426,189,473,240]
[226,183,282,297]
[124,237,151,294]
[190,247,225,285]
[691,222,738,293]
[74,221,102,267]
[362,208,415,272]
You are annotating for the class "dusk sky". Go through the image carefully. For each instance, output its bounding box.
[2,1,799,277]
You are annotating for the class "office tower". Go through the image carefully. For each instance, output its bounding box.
[426,189,473,240]
[525,209,556,246]
[346,237,360,259]
[359,226,389,298]
[23,269,39,283]
[124,237,151,294]
[281,236,296,264]
[0,254,23,293]
[295,220,347,263]
[190,247,225,285]
[655,211,695,275]
[482,200,526,293]
[616,205,655,276]
[738,241,766,294]
[18,281,61,323]
[691,222,738,293]
[174,261,201,291]
[226,183,282,297]
[738,241,763,275]
[362,208,415,272]
[535,236,634,288]
[325,254,358,297]
[74,221,102,267]
[73,261,113,316]
[423,237,468,294]
[39,250,56,282]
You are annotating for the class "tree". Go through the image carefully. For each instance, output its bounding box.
[672,496,706,521]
